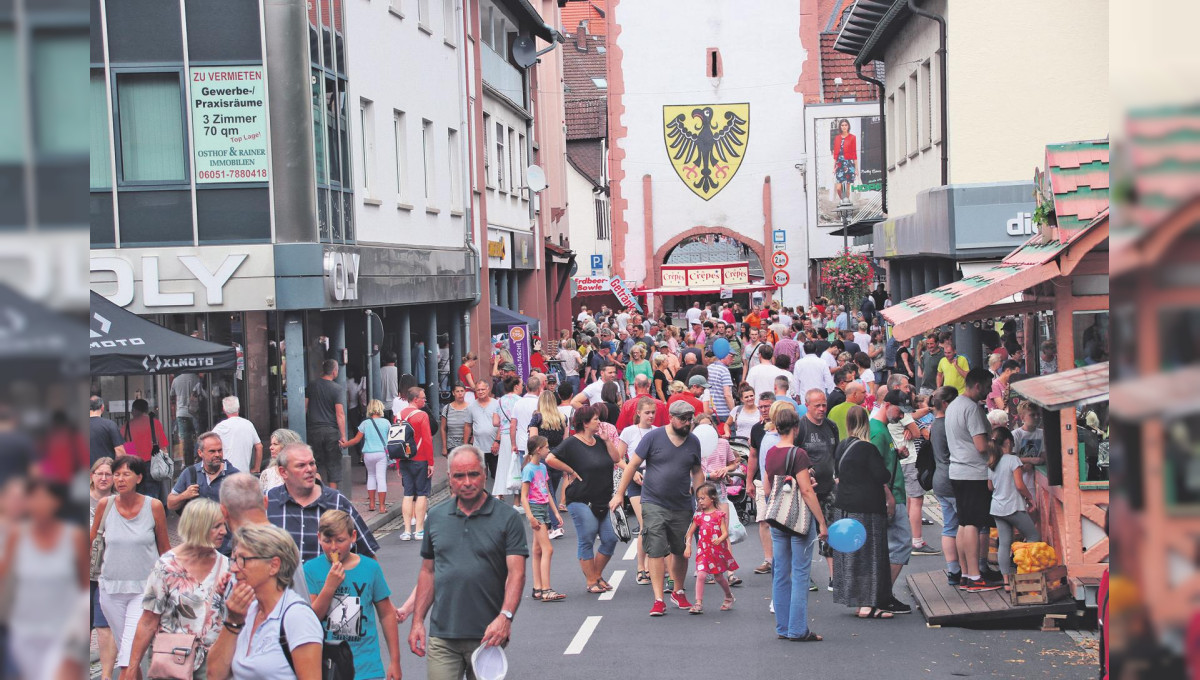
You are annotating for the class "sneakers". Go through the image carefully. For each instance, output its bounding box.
[649,599,667,617]
[663,577,674,594]
[670,590,693,610]
[809,580,818,592]
[946,570,962,586]
[921,517,935,525]
[882,597,912,614]
[911,543,941,556]
[827,578,834,592]
[414,531,424,541]
[980,567,1004,585]
[548,528,564,539]
[399,532,413,541]
[753,561,772,574]
[769,600,774,614]
[960,576,1002,592]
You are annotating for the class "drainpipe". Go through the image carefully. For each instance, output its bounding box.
[855,63,887,215]
[906,0,948,186]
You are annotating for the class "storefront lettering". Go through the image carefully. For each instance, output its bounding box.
[91,254,248,308]
[1007,211,1035,236]
[661,269,686,287]
[723,265,749,285]
[687,268,722,287]
[323,251,361,302]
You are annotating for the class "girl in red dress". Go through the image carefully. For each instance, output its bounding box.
[684,483,738,613]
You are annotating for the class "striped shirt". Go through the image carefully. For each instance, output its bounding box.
[266,484,379,562]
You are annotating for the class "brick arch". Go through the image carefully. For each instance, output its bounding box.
[649,226,769,289]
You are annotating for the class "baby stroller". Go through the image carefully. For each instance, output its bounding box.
[726,436,756,527]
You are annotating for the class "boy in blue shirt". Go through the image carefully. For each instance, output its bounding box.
[305,510,401,680]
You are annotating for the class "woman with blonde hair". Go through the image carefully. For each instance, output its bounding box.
[122,499,230,679]
[624,345,653,397]
[207,524,323,680]
[668,380,687,396]
[652,353,673,402]
[528,390,568,536]
[556,338,582,395]
[259,429,302,494]
[340,399,392,512]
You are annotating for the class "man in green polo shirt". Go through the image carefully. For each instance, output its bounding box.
[409,446,529,680]
[829,382,867,442]
[869,398,913,615]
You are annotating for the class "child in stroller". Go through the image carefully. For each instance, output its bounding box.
[726,436,756,527]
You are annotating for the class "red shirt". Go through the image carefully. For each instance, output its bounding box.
[398,407,434,463]
[122,414,168,462]
[667,392,705,416]
[615,396,669,431]
[833,133,858,161]
[457,363,474,388]
[531,353,547,373]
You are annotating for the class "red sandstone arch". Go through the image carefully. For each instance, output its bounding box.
[649,226,769,290]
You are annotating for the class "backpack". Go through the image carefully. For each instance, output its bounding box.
[914,438,935,492]
[386,409,420,460]
[279,601,356,680]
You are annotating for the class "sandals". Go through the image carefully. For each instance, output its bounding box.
[728,575,743,587]
[532,588,543,600]
[720,596,735,611]
[689,603,704,615]
[753,561,772,574]
[636,570,651,585]
[597,578,614,591]
[586,583,606,594]
[856,607,894,619]
[539,589,566,602]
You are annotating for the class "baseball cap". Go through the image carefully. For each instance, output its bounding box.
[471,645,508,680]
[656,340,669,348]
[669,399,696,417]
[500,362,517,372]
[688,375,709,388]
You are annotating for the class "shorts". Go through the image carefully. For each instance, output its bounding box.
[951,479,995,529]
[903,463,925,498]
[309,426,343,484]
[90,581,109,628]
[935,493,958,538]
[755,481,768,523]
[626,480,642,498]
[886,504,912,565]
[399,460,431,497]
[641,502,692,558]
[529,502,550,524]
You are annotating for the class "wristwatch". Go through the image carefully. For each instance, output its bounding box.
[500,609,514,621]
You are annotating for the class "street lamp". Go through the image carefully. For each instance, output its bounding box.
[837,202,855,255]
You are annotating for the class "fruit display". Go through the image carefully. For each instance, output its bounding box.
[1012,541,1057,574]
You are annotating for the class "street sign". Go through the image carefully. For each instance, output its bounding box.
[773,270,790,287]
[772,229,786,244]
[772,251,789,268]
[590,254,603,270]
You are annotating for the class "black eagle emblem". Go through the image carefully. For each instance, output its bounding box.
[665,106,748,195]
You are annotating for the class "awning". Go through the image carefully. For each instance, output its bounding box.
[1011,362,1109,412]
[636,283,776,297]
[90,291,238,375]
[489,304,540,334]
[1111,364,1200,421]
[0,283,87,380]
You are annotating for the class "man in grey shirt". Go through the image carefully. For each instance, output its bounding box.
[170,371,202,466]
[944,368,998,591]
[928,386,960,585]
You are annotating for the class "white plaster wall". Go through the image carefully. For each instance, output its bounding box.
[482,93,534,232]
[346,0,469,249]
[612,1,811,300]
[565,162,610,277]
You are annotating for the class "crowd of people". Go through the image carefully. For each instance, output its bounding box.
[72,294,1089,679]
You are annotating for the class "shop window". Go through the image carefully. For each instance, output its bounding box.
[115,72,187,184]
[1072,310,1109,368]
[90,70,112,189]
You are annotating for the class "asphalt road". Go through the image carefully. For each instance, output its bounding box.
[373,500,1100,680]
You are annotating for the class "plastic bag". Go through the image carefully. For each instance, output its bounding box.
[506,451,523,494]
[726,499,747,544]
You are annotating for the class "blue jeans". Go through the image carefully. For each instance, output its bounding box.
[546,468,563,530]
[565,375,580,396]
[567,502,617,561]
[771,527,817,638]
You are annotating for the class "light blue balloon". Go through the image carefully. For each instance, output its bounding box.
[827,518,867,553]
[712,337,731,359]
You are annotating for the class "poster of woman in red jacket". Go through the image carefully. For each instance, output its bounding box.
[832,118,858,204]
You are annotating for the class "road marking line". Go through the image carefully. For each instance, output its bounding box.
[564,616,602,655]
[599,570,625,600]
[622,542,638,561]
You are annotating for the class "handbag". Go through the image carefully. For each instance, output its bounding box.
[89,496,116,580]
[148,632,200,680]
[281,601,356,680]
[764,447,813,536]
[147,415,173,482]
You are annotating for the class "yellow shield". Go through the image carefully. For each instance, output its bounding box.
[662,103,750,200]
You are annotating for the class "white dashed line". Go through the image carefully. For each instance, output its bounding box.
[599,570,625,600]
[622,541,638,561]
[564,616,603,655]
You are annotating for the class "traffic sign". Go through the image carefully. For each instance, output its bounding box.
[772,251,789,268]
[773,270,790,287]
[590,254,603,270]
[772,229,786,244]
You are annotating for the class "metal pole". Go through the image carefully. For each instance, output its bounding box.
[365,309,374,404]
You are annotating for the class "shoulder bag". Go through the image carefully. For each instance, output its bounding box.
[764,446,813,536]
[280,600,356,680]
[89,496,116,580]
[149,550,229,678]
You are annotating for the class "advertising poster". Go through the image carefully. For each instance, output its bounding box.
[507,324,530,382]
[189,66,269,183]
[815,115,883,226]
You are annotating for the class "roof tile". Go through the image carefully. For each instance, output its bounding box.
[566,139,604,184]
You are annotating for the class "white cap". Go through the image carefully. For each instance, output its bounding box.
[472,644,508,680]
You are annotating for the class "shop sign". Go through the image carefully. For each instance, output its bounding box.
[815,115,884,227]
[189,66,269,184]
[323,250,360,302]
[91,253,248,308]
[609,276,642,313]
[513,231,536,270]
[486,228,513,269]
[573,276,611,293]
[723,265,749,285]
[661,269,687,287]
[1006,211,1036,236]
[686,268,722,287]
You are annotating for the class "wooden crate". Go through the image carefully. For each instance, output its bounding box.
[1011,565,1071,606]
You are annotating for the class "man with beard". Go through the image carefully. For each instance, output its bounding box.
[794,389,840,590]
[611,400,704,617]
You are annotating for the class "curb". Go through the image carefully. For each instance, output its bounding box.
[365,477,450,532]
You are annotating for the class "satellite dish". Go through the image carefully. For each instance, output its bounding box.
[526,165,547,192]
[568,258,579,277]
[512,35,537,68]
[569,278,578,298]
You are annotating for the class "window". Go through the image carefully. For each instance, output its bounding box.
[907,72,918,157]
[393,111,408,200]
[90,71,112,188]
[116,72,186,183]
[706,48,722,78]
[495,121,505,191]
[417,0,429,28]
[930,53,942,143]
[507,128,516,195]
[920,60,933,149]
[885,94,896,165]
[517,132,526,197]
[482,113,492,186]
[35,31,89,156]
[594,195,609,240]
[895,85,907,159]
[481,4,494,49]
[591,78,607,89]
[448,128,462,210]
[421,119,435,202]
[443,0,456,44]
[359,99,375,195]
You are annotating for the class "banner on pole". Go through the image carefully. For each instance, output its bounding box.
[507,324,531,382]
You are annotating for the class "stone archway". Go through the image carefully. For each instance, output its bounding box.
[650,226,769,289]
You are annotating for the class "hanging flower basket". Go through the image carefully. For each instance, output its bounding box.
[820,250,875,307]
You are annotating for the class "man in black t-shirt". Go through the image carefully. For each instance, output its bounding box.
[305,359,346,489]
[794,389,840,586]
[89,396,125,464]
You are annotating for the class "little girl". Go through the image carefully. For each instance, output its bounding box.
[683,483,738,614]
[522,436,565,602]
[986,427,1039,588]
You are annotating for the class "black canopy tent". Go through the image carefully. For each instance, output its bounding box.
[0,283,87,381]
[489,304,540,335]
[90,291,238,376]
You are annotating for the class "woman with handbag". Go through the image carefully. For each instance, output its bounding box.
[546,404,622,594]
[339,400,393,512]
[206,524,323,680]
[830,406,896,619]
[91,456,171,677]
[762,407,828,642]
[491,376,523,502]
[122,498,229,679]
[90,457,119,680]
[123,399,170,503]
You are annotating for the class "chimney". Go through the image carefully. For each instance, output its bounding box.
[575,20,588,52]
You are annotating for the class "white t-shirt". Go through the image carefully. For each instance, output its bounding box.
[615,312,631,331]
[212,416,261,472]
[513,394,540,452]
[577,312,591,323]
[581,380,607,405]
[859,368,876,386]
[619,425,651,470]
[745,362,792,399]
[887,415,918,465]
[391,396,410,418]
[988,454,1025,516]
[822,351,838,370]
[685,307,702,327]
[854,332,871,348]
[230,589,323,680]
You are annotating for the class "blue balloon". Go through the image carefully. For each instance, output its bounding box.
[827,518,867,553]
[712,337,731,359]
